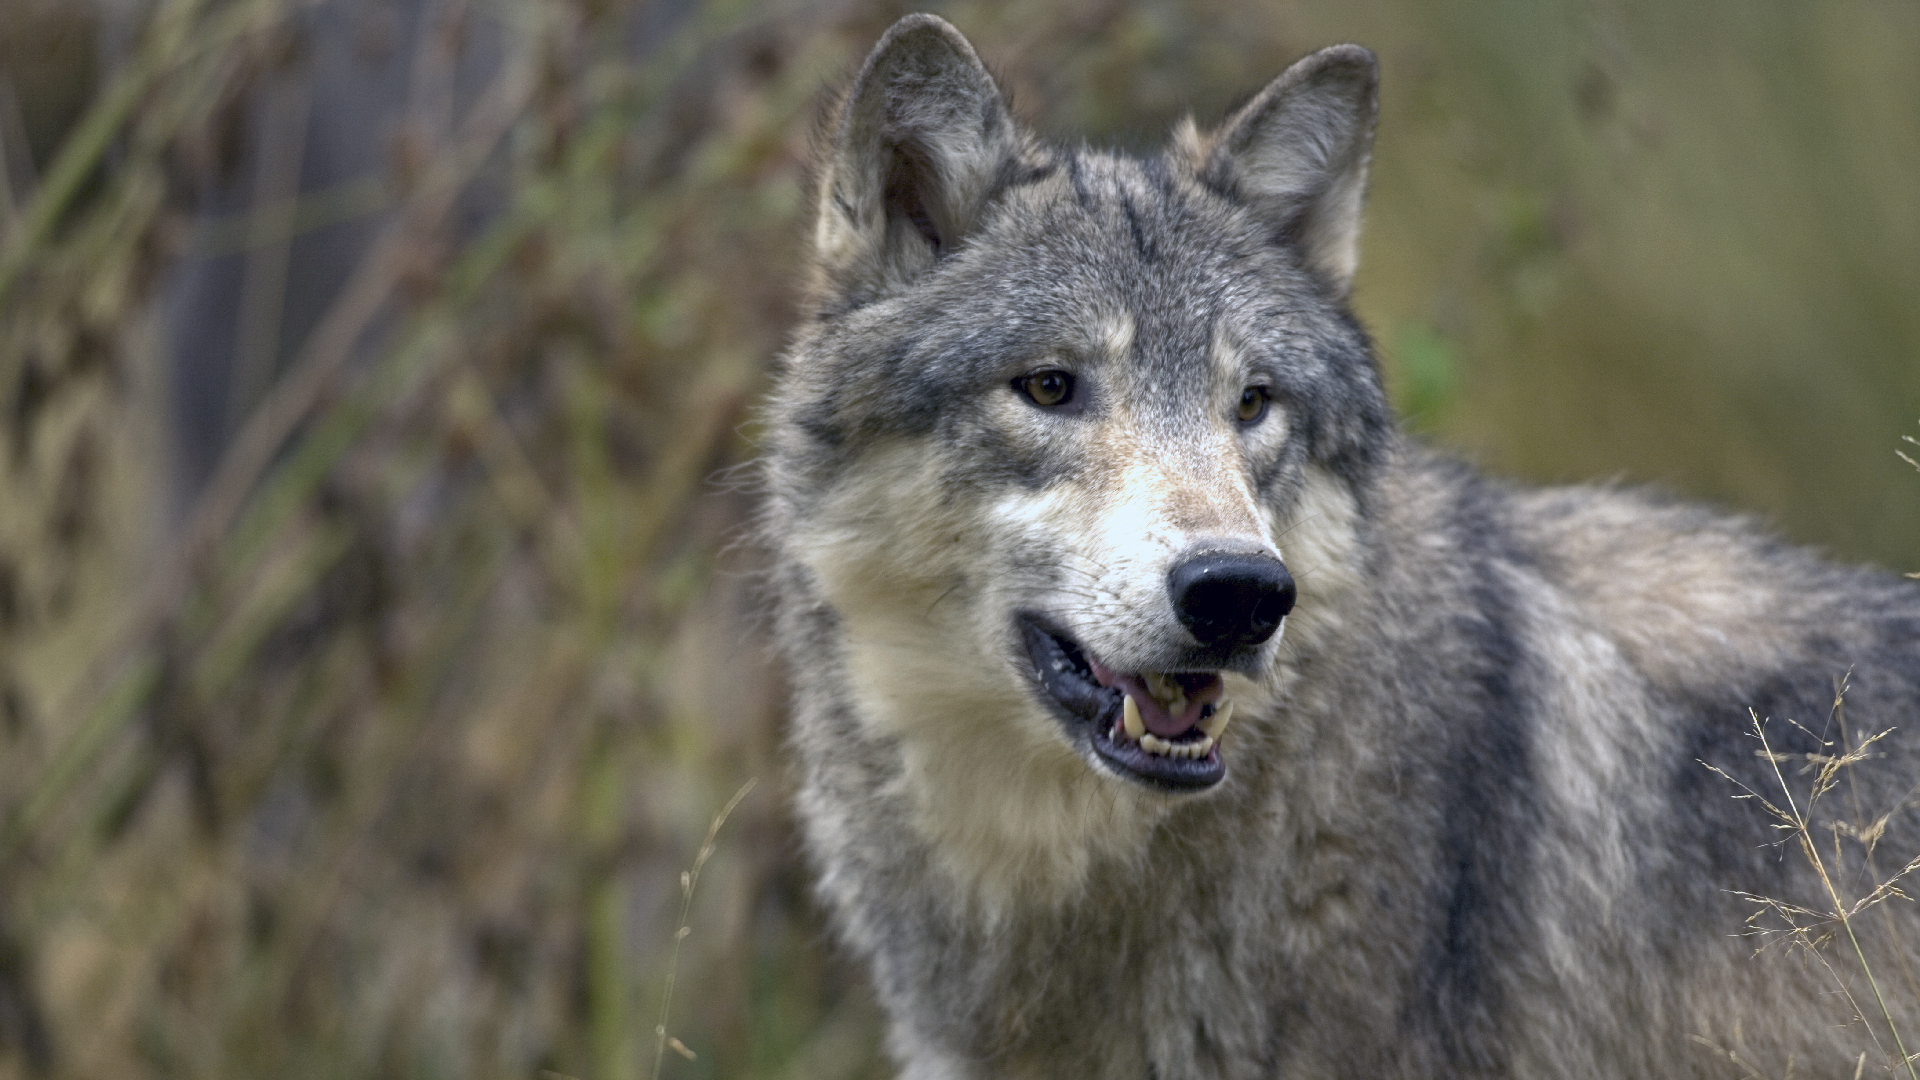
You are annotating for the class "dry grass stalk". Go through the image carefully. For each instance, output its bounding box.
[1703,677,1920,1080]
[651,777,756,1080]
[1903,425,1919,581]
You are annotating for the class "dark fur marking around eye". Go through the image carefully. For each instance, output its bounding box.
[1013,369,1079,411]
[1237,385,1273,425]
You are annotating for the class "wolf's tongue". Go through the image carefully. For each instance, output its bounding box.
[1126,685,1200,737]
[1085,658,1220,738]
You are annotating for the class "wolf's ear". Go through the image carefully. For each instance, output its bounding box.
[811,15,1019,305]
[1193,45,1378,296]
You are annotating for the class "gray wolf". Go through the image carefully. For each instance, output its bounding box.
[763,15,1920,1078]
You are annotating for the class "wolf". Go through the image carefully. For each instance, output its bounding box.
[762,15,1920,1079]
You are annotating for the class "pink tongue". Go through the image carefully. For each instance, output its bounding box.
[1086,658,1222,738]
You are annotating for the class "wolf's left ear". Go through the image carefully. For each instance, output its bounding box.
[1193,45,1378,296]
[811,15,1020,306]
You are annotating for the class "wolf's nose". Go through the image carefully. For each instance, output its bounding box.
[1168,553,1296,649]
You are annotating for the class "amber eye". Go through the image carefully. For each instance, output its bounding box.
[1015,369,1076,408]
[1237,385,1272,424]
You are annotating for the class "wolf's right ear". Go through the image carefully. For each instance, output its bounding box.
[1190,45,1378,296]
[810,15,1019,307]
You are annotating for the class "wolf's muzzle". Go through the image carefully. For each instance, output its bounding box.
[1167,552,1296,649]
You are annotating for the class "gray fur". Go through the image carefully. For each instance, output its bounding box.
[764,15,1920,1079]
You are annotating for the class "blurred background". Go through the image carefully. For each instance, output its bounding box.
[0,0,1914,1076]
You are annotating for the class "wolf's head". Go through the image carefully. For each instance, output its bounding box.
[770,15,1390,899]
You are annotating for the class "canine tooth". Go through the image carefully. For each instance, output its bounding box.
[1123,696,1146,740]
[1145,672,1180,709]
[1199,701,1234,740]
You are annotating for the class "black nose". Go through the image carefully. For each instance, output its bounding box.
[1167,552,1296,649]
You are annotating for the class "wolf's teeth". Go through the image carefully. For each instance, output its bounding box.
[1122,695,1145,740]
[1199,701,1234,740]
[1135,733,1217,759]
[1144,672,1183,712]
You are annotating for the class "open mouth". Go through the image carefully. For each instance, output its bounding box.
[1019,616,1231,791]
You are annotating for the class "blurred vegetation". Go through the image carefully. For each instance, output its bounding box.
[0,0,1913,1078]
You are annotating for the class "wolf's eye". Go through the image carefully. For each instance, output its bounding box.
[1237,385,1272,425]
[1015,369,1076,408]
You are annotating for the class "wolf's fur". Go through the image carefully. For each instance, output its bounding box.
[763,16,1920,1079]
